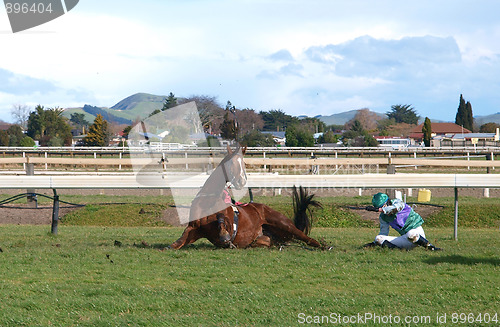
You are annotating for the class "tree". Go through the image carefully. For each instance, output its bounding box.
[70,113,89,132]
[235,109,264,135]
[422,117,432,147]
[11,104,31,129]
[285,125,314,147]
[455,94,473,131]
[318,130,340,144]
[83,114,109,146]
[0,130,9,146]
[220,109,238,141]
[122,125,133,139]
[387,104,419,124]
[299,117,326,134]
[465,101,473,132]
[180,95,224,134]
[162,92,178,111]
[27,105,72,146]
[260,109,298,131]
[479,122,500,133]
[345,109,381,132]
[341,120,378,147]
[240,130,276,147]
[19,136,35,147]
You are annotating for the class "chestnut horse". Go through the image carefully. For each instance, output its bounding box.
[169,145,322,249]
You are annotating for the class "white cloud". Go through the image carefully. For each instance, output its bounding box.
[2,0,500,123]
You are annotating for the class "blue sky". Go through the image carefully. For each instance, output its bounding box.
[1,0,500,123]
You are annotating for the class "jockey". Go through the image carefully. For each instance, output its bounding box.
[366,193,441,250]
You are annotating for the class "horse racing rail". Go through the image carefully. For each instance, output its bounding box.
[0,173,499,241]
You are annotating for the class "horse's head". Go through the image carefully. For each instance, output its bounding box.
[221,144,247,190]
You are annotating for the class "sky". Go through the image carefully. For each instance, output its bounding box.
[1,0,500,123]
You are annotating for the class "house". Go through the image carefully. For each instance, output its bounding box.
[442,128,500,147]
[261,131,286,145]
[374,136,412,149]
[409,123,472,145]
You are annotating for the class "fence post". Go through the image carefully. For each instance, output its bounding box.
[26,162,37,207]
[454,187,458,241]
[51,189,60,235]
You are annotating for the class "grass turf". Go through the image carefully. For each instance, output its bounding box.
[0,226,498,326]
[0,193,498,326]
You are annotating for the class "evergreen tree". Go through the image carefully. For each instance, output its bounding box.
[27,105,72,146]
[387,104,419,124]
[465,101,473,131]
[285,125,314,147]
[455,94,467,128]
[455,95,474,131]
[422,117,432,147]
[259,109,298,131]
[70,113,89,133]
[162,92,178,111]
[83,114,109,146]
[220,110,238,141]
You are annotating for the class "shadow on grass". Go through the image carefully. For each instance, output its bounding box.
[424,255,500,266]
[131,241,219,250]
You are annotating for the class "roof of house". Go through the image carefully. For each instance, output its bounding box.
[452,133,496,139]
[409,123,472,139]
[261,131,286,138]
[374,136,410,140]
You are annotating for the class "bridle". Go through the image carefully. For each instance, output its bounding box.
[220,147,245,187]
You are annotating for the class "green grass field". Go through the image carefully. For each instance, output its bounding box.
[0,194,498,326]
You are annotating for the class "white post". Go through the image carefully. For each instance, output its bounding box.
[484,188,490,198]
[119,152,122,170]
[45,152,48,170]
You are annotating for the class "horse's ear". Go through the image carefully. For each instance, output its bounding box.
[241,146,247,155]
[226,144,233,154]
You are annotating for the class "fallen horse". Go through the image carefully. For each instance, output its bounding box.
[169,185,323,249]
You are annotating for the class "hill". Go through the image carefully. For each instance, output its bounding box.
[62,93,167,125]
[316,109,387,126]
[475,112,500,125]
[111,93,167,112]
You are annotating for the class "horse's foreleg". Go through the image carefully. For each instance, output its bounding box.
[169,225,203,249]
[250,235,272,248]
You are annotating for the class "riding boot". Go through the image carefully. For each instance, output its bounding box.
[413,235,441,251]
[381,240,401,249]
[363,241,379,248]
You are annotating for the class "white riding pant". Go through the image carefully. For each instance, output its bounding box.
[375,226,425,250]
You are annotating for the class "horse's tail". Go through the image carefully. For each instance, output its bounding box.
[292,185,322,235]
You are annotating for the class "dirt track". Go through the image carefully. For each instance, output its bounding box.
[0,187,495,226]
